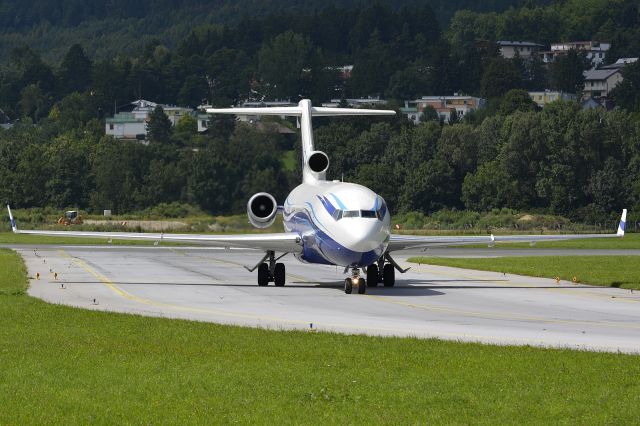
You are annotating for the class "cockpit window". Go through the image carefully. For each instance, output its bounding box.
[333,209,378,220]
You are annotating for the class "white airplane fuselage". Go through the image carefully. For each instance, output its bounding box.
[283,181,391,267]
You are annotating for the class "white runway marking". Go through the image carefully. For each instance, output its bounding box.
[17,246,640,353]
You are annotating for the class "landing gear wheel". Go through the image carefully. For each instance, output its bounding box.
[344,278,353,294]
[366,265,379,287]
[357,278,366,294]
[274,263,286,287]
[383,264,395,287]
[258,263,269,286]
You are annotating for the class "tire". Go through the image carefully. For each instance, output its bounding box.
[366,265,379,287]
[274,263,286,287]
[357,278,366,294]
[258,263,270,286]
[383,264,395,287]
[344,278,353,294]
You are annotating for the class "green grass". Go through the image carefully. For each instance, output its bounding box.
[408,256,640,290]
[465,233,640,249]
[0,249,639,423]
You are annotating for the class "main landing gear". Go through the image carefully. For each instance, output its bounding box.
[365,256,396,288]
[251,251,286,287]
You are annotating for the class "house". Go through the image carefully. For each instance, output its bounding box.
[528,91,577,107]
[582,68,623,99]
[163,106,194,126]
[321,97,387,108]
[197,114,211,133]
[401,95,486,124]
[105,112,147,139]
[497,41,543,59]
[105,99,194,139]
[541,41,610,66]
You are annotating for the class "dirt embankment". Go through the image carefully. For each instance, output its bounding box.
[83,220,189,231]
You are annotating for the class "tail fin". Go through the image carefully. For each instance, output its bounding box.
[6,205,17,233]
[617,209,627,237]
[207,99,395,183]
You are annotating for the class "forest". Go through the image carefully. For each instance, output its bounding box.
[0,0,639,223]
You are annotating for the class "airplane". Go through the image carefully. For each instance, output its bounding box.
[6,99,627,294]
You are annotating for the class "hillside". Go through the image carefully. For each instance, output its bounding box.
[0,0,540,62]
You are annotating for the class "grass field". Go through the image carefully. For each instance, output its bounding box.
[1,249,639,423]
[408,256,640,290]
[466,233,640,249]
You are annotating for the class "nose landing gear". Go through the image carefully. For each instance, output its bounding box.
[344,268,366,294]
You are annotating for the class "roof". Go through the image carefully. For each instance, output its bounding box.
[106,112,145,124]
[601,58,639,69]
[497,40,542,47]
[584,69,620,80]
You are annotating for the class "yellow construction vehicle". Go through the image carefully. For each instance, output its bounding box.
[58,211,83,226]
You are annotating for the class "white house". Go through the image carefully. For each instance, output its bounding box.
[497,41,543,59]
[583,68,623,99]
[105,112,147,139]
[541,41,610,66]
[401,95,486,124]
[106,99,194,139]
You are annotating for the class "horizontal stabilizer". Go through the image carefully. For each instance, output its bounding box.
[207,105,396,117]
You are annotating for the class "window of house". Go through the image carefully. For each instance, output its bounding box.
[109,124,114,130]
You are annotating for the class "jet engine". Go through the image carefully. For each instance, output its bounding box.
[247,192,278,229]
[307,151,329,174]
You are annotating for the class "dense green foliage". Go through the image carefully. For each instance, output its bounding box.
[1,249,640,423]
[408,255,640,290]
[1,1,639,222]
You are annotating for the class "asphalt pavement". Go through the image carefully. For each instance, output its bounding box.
[14,245,640,353]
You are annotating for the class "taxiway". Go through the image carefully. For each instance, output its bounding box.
[16,245,640,353]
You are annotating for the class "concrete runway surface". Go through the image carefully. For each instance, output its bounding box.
[15,245,640,353]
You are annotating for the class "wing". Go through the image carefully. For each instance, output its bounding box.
[388,209,627,252]
[7,206,301,253]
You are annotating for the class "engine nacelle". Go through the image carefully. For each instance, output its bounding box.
[307,151,329,174]
[247,192,278,229]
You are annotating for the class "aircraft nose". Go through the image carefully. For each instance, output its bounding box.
[344,219,385,252]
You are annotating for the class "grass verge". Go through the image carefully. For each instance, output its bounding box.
[1,249,639,423]
[408,256,640,290]
[464,233,640,249]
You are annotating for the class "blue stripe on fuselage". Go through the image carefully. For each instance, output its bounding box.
[285,206,382,267]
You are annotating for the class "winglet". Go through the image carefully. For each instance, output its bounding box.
[617,209,627,237]
[6,205,17,233]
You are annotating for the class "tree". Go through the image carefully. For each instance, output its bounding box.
[58,44,92,95]
[499,89,537,115]
[611,60,640,111]
[19,84,49,122]
[258,31,310,99]
[147,105,172,144]
[549,49,587,94]
[481,57,522,99]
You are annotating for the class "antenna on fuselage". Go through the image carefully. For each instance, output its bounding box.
[206,100,395,184]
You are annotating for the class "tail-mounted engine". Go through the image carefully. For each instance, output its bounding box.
[306,151,329,180]
[247,192,278,229]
